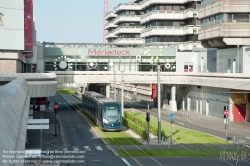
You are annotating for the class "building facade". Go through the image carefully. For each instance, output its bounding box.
[105,0,203,51]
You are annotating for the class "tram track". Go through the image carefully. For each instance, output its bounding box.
[61,94,164,166]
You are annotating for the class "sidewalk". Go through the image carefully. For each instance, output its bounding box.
[26,109,64,151]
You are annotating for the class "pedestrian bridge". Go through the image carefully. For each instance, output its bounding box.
[50,71,250,91]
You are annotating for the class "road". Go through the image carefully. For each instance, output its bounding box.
[48,93,129,166]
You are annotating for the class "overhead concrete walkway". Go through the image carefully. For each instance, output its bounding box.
[0,78,30,166]
[51,71,250,91]
[0,73,58,97]
[0,73,58,166]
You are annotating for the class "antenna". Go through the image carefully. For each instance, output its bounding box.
[103,0,108,43]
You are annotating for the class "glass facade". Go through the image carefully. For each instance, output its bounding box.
[43,47,177,72]
[201,14,223,27]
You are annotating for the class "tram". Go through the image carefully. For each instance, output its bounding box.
[82,91,122,131]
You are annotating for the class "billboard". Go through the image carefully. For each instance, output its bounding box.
[24,0,33,57]
[0,0,24,50]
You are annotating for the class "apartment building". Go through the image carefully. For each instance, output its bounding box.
[198,0,250,48]
[105,0,203,51]
[105,3,144,44]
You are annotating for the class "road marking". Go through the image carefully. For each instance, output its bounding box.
[62,148,68,152]
[178,122,184,125]
[72,146,79,151]
[246,137,250,139]
[121,157,132,166]
[84,146,91,151]
[95,146,103,151]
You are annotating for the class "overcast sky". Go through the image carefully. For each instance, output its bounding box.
[34,0,129,43]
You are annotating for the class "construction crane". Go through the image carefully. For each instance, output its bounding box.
[103,0,108,43]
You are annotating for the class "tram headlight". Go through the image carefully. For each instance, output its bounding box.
[103,118,109,124]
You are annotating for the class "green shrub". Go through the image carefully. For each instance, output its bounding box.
[123,117,147,140]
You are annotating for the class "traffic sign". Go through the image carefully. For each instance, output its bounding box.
[224,119,228,125]
[54,104,59,109]
[169,112,174,119]
[224,110,229,116]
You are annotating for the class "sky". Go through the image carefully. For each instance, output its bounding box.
[33,0,130,43]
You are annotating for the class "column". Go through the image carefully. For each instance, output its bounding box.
[182,96,185,110]
[169,85,177,112]
[162,84,168,109]
[106,84,110,98]
[233,59,236,73]
[40,105,46,111]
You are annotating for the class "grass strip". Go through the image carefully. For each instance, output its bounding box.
[124,110,231,144]
[117,149,246,157]
[57,88,76,94]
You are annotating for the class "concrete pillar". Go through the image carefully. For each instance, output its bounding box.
[162,84,168,109]
[106,84,110,98]
[200,99,202,114]
[169,85,177,112]
[233,59,236,73]
[40,105,46,111]
[196,99,199,113]
[182,96,185,110]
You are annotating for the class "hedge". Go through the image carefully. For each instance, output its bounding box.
[123,117,147,140]
[124,111,167,139]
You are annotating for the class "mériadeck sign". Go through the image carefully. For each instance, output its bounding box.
[88,48,131,56]
[44,48,176,57]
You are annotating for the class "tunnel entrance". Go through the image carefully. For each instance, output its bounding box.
[88,84,101,93]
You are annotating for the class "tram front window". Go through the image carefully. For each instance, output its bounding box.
[103,106,120,123]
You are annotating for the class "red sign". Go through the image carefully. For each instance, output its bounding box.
[24,0,33,57]
[224,110,229,116]
[54,104,59,109]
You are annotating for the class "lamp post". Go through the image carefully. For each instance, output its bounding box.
[157,64,161,144]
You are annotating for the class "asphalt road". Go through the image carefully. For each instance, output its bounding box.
[40,92,250,166]
[48,93,128,166]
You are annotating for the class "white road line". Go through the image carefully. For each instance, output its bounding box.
[178,122,184,125]
[121,157,132,166]
[84,146,91,151]
[72,146,79,151]
[95,146,103,151]
[246,137,250,139]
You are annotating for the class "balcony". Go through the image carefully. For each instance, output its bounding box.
[141,25,201,38]
[105,21,118,30]
[141,9,198,24]
[113,3,141,13]
[113,26,143,35]
[112,38,145,44]
[105,31,117,39]
[139,0,201,9]
[199,0,250,19]
[199,23,250,41]
[113,15,141,25]
[178,41,203,51]
[198,23,250,47]
[105,11,117,20]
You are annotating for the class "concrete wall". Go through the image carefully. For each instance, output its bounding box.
[0,78,30,166]
[180,85,229,118]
